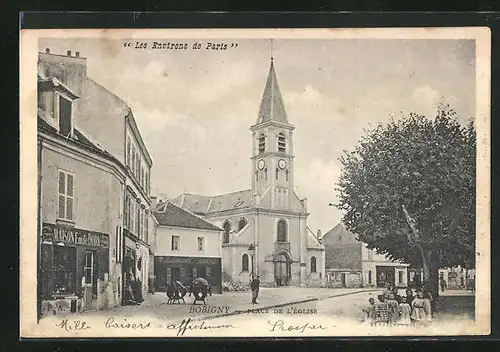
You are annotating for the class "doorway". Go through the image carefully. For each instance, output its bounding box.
[274,252,291,286]
[341,273,347,287]
[83,250,97,310]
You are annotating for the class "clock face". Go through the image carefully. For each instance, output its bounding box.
[258,159,265,170]
[278,159,287,170]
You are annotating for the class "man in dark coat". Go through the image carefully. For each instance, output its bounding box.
[250,275,260,304]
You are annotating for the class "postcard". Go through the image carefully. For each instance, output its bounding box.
[20,27,491,338]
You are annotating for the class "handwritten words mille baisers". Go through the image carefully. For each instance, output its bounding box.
[124,41,239,51]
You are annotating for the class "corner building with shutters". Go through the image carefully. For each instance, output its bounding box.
[37,48,153,317]
[172,59,325,288]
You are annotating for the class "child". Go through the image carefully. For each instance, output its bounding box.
[386,293,400,325]
[410,289,427,327]
[398,296,412,327]
[361,297,376,325]
[374,294,389,327]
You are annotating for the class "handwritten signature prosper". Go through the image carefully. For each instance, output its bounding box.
[267,320,328,334]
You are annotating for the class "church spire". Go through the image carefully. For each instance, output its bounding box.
[256,48,288,124]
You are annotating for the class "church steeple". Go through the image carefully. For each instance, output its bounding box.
[251,53,295,209]
[256,58,288,124]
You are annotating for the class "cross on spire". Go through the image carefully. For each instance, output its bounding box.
[270,38,274,61]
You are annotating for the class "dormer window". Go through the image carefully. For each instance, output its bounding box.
[278,133,286,152]
[258,133,266,154]
[59,96,72,137]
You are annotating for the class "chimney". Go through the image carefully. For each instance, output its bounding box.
[67,50,72,56]
[45,48,50,53]
[75,51,80,57]
[317,229,322,239]
[150,196,158,211]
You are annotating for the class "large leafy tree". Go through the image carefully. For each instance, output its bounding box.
[336,104,475,297]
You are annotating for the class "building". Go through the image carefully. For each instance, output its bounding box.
[37,48,153,311]
[322,223,409,288]
[38,75,123,315]
[171,58,325,287]
[152,201,223,293]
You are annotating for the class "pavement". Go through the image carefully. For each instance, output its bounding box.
[78,287,377,322]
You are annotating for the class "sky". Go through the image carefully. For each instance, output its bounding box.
[38,37,476,233]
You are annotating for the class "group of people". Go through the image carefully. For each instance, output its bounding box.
[122,273,145,306]
[361,283,434,327]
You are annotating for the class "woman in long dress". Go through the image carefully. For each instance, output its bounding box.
[410,289,427,327]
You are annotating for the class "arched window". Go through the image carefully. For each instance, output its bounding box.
[311,256,317,273]
[242,254,249,271]
[277,219,287,243]
[278,133,286,152]
[238,218,247,231]
[258,133,266,154]
[223,221,231,244]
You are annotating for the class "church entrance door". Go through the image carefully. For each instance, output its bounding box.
[274,252,291,286]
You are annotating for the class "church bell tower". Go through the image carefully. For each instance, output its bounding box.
[251,57,295,210]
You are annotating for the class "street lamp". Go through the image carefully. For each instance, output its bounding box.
[248,244,255,280]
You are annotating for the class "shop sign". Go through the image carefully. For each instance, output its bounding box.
[42,223,109,248]
[160,256,219,265]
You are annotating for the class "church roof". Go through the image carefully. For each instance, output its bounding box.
[171,189,254,215]
[153,202,222,231]
[256,59,288,124]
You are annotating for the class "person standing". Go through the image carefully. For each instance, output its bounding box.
[250,275,260,304]
[440,277,447,293]
[374,295,389,327]
[398,296,412,327]
[410,289,427,327]
[387,293,400,325]
[361,297,376,325]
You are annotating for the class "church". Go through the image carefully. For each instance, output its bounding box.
[166,58,325,288]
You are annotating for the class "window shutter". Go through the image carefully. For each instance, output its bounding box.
[59,171,66,194]
[58,195,66,219]
[66,198,74,220]
[66,174,74,197]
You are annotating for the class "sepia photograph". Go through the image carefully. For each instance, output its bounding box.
[19,28,490,337]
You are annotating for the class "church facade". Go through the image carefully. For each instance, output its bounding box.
[169,59,325,288]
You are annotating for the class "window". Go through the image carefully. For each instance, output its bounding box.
[126,138,131,167]
[310,256,317,273]
[238,218,247,231]
[58,170,74,221]
[222,221,231,244]
[130,200,135,233]
[84,251,94,285]
[197,237,204,251]
[145,171,149,193]
[144,215,148,243]
[171,235,180,251]
[258,133,266,154]
[277,132,286,152]
[339,234,342,242]
[368,270,372,284]
[135,152,140,177]
[131,146,136,174]
[242,254,249,271]
[276,168,279,180]
[206,266,212,277]
[59,96,72,136]
[277,219,287,242]
[53,246,77,294]
[136,201,140,235]
[399,271,404,284]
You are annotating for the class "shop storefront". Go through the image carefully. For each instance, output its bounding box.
[154,256,222,294]
[40,223,109,316]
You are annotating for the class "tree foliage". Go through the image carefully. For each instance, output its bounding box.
[336,105,476,272]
